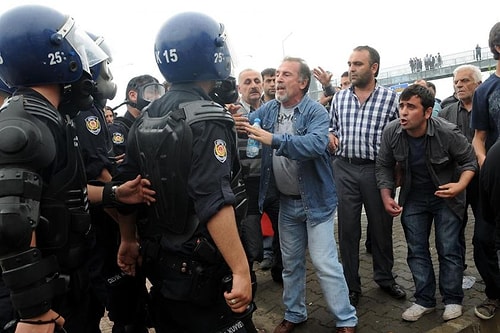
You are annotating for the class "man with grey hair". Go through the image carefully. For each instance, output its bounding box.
[439,64,482,275]
[239,56,358,333]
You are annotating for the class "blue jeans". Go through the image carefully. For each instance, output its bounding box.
[401,190,464,308]
[279,196,357,327]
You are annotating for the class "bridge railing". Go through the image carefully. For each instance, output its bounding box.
[377,47,494,81]
[309,47,496,101]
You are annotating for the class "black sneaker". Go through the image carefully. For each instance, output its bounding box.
[380,283,406,299]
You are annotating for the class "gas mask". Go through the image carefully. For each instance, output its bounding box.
[92,60,117,109]
[128,82,165,111]
[59,72,96,118]
[210,76,238,105]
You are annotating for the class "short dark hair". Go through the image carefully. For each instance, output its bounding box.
[341,71,348,78]
[353,45,380,77]
[261,67,276,78]
[400,84,435,112]
[489,22,500,60]
[125,74,159,99]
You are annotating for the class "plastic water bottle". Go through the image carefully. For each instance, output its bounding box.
[246,118,261,158]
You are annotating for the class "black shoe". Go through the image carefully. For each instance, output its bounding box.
[380,283,406,299]
[349,291,360,307]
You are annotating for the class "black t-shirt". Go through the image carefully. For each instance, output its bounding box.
[408,135,434,191]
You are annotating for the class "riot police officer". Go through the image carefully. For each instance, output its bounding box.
[0,80,15,333]
[112,12,256,333]
[0,5,154,333]
[71,32,148,333]
[74,32,117,192]
[76,36,151,333]
[111,75,165,158]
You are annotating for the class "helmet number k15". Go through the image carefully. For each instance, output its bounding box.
[157,49,178,64]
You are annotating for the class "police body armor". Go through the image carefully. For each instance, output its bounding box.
[135,100,247,243]
[133,100,247,306]
[0,95,91,318]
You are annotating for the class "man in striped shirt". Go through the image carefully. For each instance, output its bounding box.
[330,45,406,307]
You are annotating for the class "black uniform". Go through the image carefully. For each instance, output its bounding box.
[74,105,115,180]
[0,88,92,332]
[74,105,114,332]
[115,83,243,332]
[75,105,149,333]
[112,112,135,157]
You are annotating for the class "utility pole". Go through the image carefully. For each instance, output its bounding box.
[281,32,293,57]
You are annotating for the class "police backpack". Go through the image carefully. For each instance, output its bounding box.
[133,100,247,239]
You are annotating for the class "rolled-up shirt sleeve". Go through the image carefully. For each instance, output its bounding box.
[188,121,236,225]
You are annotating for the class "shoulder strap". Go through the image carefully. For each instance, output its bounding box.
[180,100,234,126]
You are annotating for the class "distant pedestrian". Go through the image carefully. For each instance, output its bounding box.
[475,44,482,61]
[437,53,442,68]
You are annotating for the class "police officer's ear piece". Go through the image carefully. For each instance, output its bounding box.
[210,76,238,105]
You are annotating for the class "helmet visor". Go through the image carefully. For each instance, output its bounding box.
[62,17,108,73]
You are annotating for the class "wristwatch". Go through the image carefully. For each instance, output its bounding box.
[110,185,118,202]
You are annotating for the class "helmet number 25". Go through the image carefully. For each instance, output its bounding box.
[214,52,225,63]
[48,52,64,65]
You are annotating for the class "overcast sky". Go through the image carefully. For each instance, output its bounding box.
[2,0,499,112]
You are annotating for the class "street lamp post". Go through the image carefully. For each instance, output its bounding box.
[282,32,293,57]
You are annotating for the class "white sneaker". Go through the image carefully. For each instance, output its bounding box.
[402,303,436,321]
[443,304,463,321]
